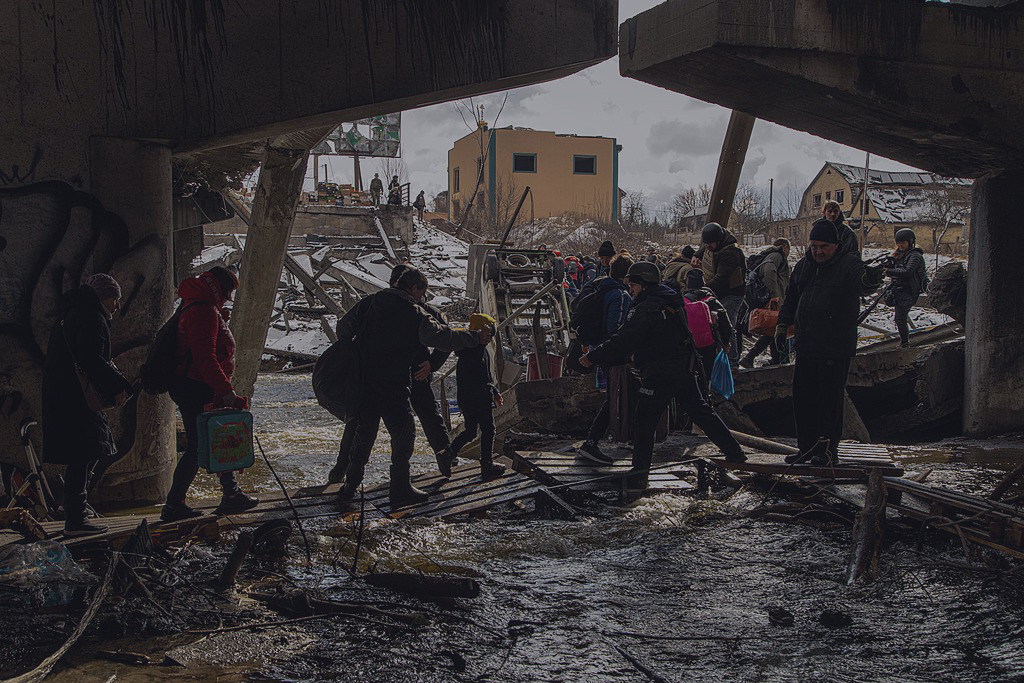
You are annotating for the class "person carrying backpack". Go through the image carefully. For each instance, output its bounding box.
[580,262,745,493]
[884,228,928,347]
[576,254,633,465]
[739,237,792,368]
[697,223,746,364]
[161,266,259,522]
[683,269,733,392]
[663,246,695,291]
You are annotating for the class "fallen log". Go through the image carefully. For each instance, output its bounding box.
[217,531,253,589]
[989,463,1024,502]
[364,571,481,599]
[846,469,887,585]
[728,430,798,455]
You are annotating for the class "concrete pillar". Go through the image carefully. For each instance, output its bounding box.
[89,138,175,505]
[963,170,1024,436]
[707,111,755,228]
[230,144,312,399]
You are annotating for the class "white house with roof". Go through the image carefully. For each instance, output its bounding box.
[774,162,972,252]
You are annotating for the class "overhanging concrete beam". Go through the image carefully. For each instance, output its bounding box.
[2,1,616,154]
[620,0,1024,178]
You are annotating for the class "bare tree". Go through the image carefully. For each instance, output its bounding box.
[621,190,650,234]
[920,180,972,266]
[670,184,712,226]
[775,183,804,220]
[730,183,771,238]
[376,156,408,186]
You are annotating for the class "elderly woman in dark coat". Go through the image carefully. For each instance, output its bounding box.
[42,273,132,536]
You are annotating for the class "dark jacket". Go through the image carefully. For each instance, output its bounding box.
[175,273,236,398]
[663,258,693,290]
[778,250,875,358]
[337,288,479,393]
[588,284,694,387]
[42,286,132,464]
[369,177,383,193]
[705,230,746,298]
[413,194,426,210]
[455,345,498,413]
[805,218,861,262]
[758,247,791,302]
[415,302,452,373]
[887,247,927,305]
[577,276,631,344]
[684,287,732,349]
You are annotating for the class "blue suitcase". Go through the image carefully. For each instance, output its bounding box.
[197,409,255,473]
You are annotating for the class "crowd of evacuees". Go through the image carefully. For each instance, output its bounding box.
[41,199,929,535]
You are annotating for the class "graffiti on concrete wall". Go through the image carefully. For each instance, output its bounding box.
[0,181,144,468]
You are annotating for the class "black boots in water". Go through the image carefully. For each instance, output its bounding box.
[784,438,830,465]
[389,466,430,506]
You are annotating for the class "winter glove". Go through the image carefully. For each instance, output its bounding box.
[864,264,885,287]
[774,325,788,351]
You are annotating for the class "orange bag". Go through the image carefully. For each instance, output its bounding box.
[748,299,783,337]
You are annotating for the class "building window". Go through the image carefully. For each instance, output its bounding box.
[453,168,460,193]
[835,189,845,204]
[513,153,537,173]
[825,191,831,201]
[812,193,822,209]
[573,155,597,175]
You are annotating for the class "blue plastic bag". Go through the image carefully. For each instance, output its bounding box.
[710,349,735,399]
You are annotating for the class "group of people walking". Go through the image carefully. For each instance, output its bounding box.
[41,200,930,535]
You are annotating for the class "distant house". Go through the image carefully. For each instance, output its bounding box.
[771,162,972,252]
[447,123,621,225]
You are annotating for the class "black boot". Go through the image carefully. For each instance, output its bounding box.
[810,445,840,467]
[435,446,456,478]
[480,461,506,479]
[785,438,829,465]
[389,465,430,507]
[327,462,346,485]
[216,485,259,515]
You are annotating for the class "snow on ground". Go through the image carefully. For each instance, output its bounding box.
[192,243,236,269]
[408,219,469,295]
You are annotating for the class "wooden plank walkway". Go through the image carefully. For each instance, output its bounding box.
[709,442,904,480]
[512,450,695,494]
[0,457,544,552]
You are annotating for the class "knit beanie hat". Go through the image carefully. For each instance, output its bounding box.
[685,269,705,290]
[84,273,121,301]
[809,219,840,244]
[597,240,616,257]
[681,245,696,260]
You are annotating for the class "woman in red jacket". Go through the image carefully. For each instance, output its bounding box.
[161,267,259,522]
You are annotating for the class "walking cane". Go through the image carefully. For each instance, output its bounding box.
[19,418,53,516]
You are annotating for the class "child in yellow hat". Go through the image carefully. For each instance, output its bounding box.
[439,314,505,479]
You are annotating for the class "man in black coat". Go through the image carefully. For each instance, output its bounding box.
[338,268,489,505]
[581,262,745,492]
[885,228,928,347]
[776,219,883,466]
[42,274,132,536]
[328,265,454,485]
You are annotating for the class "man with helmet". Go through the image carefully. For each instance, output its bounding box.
[697,222,746,364]
[885,228,928,347]
[580,261,746,491]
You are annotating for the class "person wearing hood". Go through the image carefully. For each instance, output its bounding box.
[776,220,883,466]
[581,262,745,492]
[698,222,746,364]
[822,200,861,260]
[576,253,634,465]
[663,246,695,291]
[338,267,489,505]
[43,273,133,536]
[884,228,928,347]
[161,266,258,522]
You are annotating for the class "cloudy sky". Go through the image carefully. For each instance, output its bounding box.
[313,0,922,220]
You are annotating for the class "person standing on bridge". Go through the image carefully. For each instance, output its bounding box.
[413,191,426,221]
[369,173,384,206]
[884,228,928,347]
[339,267,489,506]
[580,262,746,493]
[43,273,133,536]
[440,313,506,480]
[161,266,259,522]
[777,220,883,467]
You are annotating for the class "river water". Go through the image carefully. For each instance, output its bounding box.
[38,374,1024,681]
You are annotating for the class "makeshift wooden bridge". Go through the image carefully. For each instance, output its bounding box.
[708,442,904,480]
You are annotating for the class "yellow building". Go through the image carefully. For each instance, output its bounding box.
[772,162,972,253]
[448,125,620,225]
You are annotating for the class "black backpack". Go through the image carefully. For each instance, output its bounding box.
[312,301,370,422]
[569,278,607,345]
[139,302,200,395]
[744,248,778,309]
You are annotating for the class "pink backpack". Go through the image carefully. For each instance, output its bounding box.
[684,298,716,350]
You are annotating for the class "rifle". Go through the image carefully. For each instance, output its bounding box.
[857,282,893,324]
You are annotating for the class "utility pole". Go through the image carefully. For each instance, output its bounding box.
[768,177,774,234]
[859,152,871,250]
